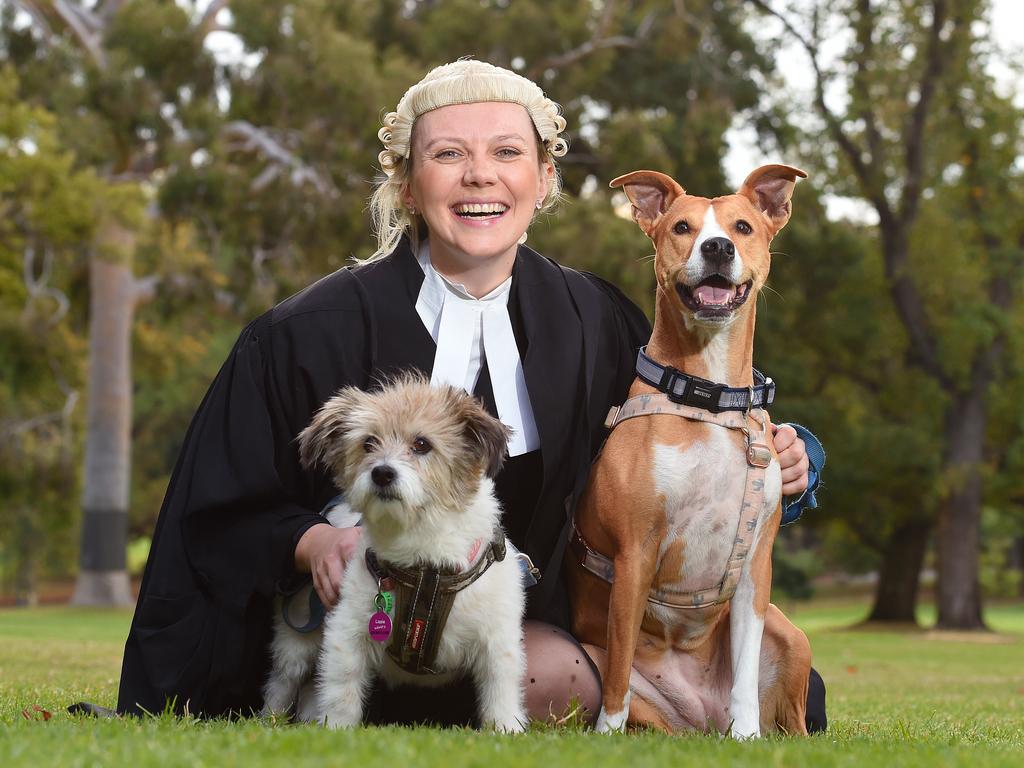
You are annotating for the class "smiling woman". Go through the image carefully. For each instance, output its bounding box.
[116,58,818,729]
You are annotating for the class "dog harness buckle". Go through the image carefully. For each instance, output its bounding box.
[746,442,773,468]
[679,376,725,412]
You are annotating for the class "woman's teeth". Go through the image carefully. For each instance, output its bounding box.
[454,203,509,218]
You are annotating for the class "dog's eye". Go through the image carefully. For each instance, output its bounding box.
[411,437,432,455]
[673,220,690,235]
[735,220,753,235]
[363,436,380,453]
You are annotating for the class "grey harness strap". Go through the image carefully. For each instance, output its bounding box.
[570,394,773,609]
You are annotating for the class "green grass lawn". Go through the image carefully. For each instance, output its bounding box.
[1,599,1022,767]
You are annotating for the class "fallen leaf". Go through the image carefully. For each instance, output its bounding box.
[21,705,52,721]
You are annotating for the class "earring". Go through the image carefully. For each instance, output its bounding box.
[535,198,543,210]
[408,205,417,215]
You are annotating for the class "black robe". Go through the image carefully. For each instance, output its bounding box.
[116,240,651,717]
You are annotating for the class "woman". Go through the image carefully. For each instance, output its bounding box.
[117,60,819,726]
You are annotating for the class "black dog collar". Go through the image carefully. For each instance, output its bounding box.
[635,346,775,413]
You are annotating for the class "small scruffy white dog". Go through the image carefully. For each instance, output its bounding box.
[262,376,527,732]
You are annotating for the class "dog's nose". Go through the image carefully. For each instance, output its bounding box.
[700,237,735,268]
[371,465,397,487]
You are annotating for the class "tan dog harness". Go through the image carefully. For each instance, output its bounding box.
[570,393,773,609]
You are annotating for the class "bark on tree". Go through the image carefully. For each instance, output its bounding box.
[935,388,988,630]
[14,504,40,607]
[867,518,931,624]
[71,230,137,607]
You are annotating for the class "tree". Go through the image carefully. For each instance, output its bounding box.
[5,0,222,604]
[0,66,94,603]
[751,0,1023,629]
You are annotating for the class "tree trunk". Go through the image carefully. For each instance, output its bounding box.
[866,517,931,624]
[71,239,136,607]
[14,505,40,607]
[1010,536,1024,598]
[934,387,988,630]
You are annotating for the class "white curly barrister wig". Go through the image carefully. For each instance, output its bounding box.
[365,59,569,262]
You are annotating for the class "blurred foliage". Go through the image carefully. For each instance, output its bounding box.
[0,0,1021,610]
[0,66,90,597]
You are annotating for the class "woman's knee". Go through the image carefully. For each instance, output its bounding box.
[522,620,602,723]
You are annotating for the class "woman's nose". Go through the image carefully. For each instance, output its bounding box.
[463,154,497,185]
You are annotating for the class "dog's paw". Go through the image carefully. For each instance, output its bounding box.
[260,686,295,718]
[318,692,363,730]
[321,710,361,730]
[729,720,761,740]
[260,703,287,719]
[728,696,761,739]
[594,707,628,734]
[293,681,320,723]
[594,690,630,733]
[488,712,527,734]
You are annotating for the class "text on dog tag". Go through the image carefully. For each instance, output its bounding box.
[368,611,392,642]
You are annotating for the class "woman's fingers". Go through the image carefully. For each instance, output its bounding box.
[314,563,338,608]
[772,423,810,496]
[780,453,810,495]
[296,524,365,608]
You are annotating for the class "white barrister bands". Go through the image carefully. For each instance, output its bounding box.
[414,243,540,456]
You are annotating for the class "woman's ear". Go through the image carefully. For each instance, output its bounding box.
[401,184,416,213]
[537,158,555,206]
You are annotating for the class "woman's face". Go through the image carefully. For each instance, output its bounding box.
[404,102,553,276]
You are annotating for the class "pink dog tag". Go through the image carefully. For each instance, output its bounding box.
[368,611,392,642]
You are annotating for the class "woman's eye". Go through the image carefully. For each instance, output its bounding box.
[363,436,380,452]
[735,220,753,235]
[411,437,432,455]
[496,147,522,158]
[673,220,690,235]
[433,149,461,160]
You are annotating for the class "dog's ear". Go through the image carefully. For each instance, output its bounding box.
[609,171,686,236]
[455,394,511,479]
[297,387,365,472]
[737,165,807,237]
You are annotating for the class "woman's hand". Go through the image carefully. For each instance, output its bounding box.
[294,524,363,609]
[771,423,810,497]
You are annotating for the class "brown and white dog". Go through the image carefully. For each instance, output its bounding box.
[568,165,812,738]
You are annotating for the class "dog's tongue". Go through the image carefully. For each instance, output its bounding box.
[694,284,734,305]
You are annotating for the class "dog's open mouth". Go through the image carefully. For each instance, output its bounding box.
[677,275,753,317]
[374,488,402,502]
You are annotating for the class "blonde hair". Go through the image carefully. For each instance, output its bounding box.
[366,60,569,262]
